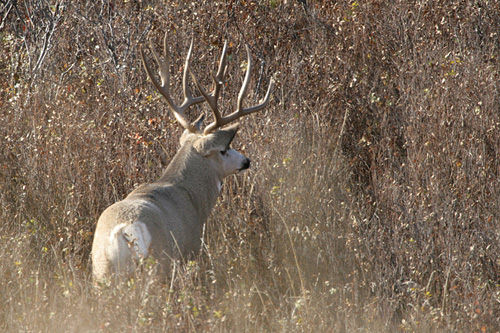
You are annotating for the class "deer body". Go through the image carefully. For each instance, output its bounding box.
[91,32,273,281]
[92,131,246,280]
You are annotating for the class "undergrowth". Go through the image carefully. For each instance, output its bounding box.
[1,1,498,331]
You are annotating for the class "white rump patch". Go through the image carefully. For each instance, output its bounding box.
[121,221,152,258]
[107,222,152,271]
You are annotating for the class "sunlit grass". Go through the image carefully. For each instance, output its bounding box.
[1,1,498,332]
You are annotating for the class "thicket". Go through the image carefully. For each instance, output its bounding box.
[1,0,498,331]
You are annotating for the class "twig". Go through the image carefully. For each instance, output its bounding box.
[271,202,306,296]
[442,264,451,313]
[333,107,349,158]
[0,1,13,31]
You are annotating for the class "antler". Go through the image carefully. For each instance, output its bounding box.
[140,32,205,133]
[190,44,275,134]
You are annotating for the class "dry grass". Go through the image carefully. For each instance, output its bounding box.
[1,1,498,332]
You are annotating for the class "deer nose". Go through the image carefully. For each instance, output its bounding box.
[241,158,250,170]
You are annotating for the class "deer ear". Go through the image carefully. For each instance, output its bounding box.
[191,114,205,133]
[221,123,239,138]
[193,125,239,156]
[193,135,222,156]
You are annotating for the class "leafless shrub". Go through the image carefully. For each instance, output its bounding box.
[1,0,498,331]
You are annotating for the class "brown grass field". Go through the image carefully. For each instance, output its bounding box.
[1,1,498,331]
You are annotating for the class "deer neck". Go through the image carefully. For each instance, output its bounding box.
[159,144,221,220]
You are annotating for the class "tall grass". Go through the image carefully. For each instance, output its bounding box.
[1,1,498,331]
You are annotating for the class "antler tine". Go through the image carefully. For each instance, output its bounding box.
[215,41,228,84]
[202,44,274,134]
[189,40,229,128]
[161,31,170,88]
[238,71,275,115]
[236,45,253,113]
[140,44,171,105]
[182,37,204,104]
[140,33,205,133]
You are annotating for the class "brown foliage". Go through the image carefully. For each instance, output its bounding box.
[1,0,498,331]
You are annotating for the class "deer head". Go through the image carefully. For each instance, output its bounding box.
[140,33,274,176]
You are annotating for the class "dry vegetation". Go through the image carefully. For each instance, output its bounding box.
[1,0,499,332]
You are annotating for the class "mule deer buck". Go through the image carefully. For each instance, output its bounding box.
[91,32,274,282]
